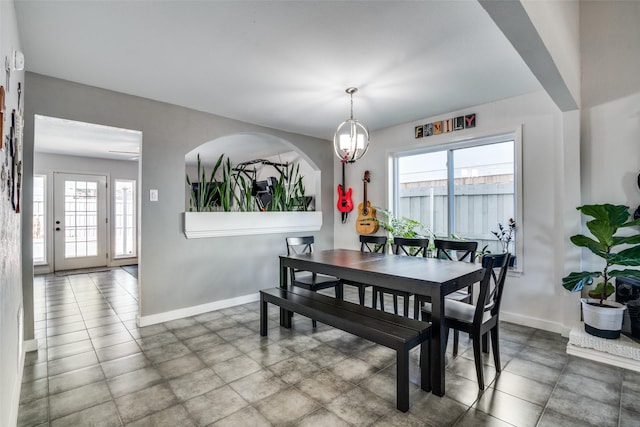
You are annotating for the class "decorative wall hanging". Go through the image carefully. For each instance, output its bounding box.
[15,160,21,213]
[415,113,477,139]
[0,164,6,193]
[443,118,453,133]
[433,121,442,135]
[10,109,17,210]
[635,172,640,220]
[0,85,4,149]
[4,56,11,92]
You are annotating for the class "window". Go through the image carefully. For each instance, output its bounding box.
[33,175,46,264]
[114,180,136,258]
[392,131,521,266]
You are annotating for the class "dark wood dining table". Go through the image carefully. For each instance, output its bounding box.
[279,248,484,397]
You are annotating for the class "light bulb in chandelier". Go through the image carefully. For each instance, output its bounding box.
[333,87,370,162]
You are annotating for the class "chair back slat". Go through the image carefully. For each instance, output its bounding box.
[286,236,314,256]
[286,236,316,280]
[392,237,430,257]
[434,239,478,263]
[360,235,387,254]
[475,253,510,321]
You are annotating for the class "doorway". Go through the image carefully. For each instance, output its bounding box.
[53,172,108,271]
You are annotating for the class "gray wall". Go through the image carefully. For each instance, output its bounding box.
[1,0,25,425]
[579,2,640,274]
[23,73,335,320]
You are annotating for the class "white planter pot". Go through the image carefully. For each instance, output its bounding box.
[581,298,627,339]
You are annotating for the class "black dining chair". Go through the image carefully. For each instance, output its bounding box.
[343,235,388,305]
[428,239,479,348]
[421,252,511,390]
[373,237,429,317]
[285,236,344,327]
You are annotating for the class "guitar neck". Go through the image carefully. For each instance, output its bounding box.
[362,174,369,215]
[363,183,367,209]
[342,161,346,188]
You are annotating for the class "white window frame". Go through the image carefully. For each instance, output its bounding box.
[389,127,523,271]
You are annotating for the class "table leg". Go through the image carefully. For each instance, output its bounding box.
[431,289,445,396]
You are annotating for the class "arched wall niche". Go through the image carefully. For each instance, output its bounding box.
[183,132,323,238]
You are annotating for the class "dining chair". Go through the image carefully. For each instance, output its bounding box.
[343,235,388,305]
[373,237,429,317]
[429,239,479,349]
[285,236,344,327]
[421,252,511,390]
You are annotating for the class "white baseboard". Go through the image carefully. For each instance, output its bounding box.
[501,310,569,335]
[138,293,260,327]
[9,346,26,427]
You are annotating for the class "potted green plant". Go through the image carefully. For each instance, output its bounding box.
[562,204,640,339]
[376,208,434,254]
[475,244,492,263]
[491,218,517,267]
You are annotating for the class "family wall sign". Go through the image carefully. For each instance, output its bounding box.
[415,113,476,139]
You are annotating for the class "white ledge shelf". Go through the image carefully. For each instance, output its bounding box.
[566,326,640,373]
[183,211,323,238]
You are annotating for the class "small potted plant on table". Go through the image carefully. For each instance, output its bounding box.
[562,204,640,339]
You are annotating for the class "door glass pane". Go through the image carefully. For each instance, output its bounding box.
[452,141,514,253]
[64,179,100,259]
[397,151,448,238]
[33,175,46,264]
[114,180,136,257]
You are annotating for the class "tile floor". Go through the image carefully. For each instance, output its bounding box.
[17,268,640,426]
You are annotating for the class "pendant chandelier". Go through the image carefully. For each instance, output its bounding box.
[333,87,370,163]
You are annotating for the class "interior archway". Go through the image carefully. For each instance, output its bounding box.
[185,132,321,211]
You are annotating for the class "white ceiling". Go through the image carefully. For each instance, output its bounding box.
[34,115,142,161]
[16,0,541,161]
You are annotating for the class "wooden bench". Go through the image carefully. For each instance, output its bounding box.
[260,286,432,412]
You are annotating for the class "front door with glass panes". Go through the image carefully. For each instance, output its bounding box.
[53,172,108,271]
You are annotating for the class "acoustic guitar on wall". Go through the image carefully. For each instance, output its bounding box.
[356,170,379,234]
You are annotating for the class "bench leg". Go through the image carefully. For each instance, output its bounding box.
[396,349,410,412]
[279,308,293,329]
[420,339,431,392]
[260,295,268,337]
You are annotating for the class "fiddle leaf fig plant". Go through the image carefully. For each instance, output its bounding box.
[562,204,640,304]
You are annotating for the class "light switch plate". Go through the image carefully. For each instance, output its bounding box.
[150,189,158,201]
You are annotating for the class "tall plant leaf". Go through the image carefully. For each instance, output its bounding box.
[561,271,601,292]
[610,246,640,266]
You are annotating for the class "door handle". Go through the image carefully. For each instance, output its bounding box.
[55,220,60,224]
[55,227,60,231]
